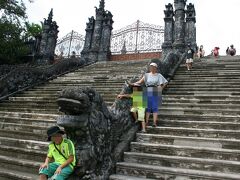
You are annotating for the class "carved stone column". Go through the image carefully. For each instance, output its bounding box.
[81,17,95,63]
[98,11,114,61]
[185,3,197,51]
[80,0,113,63]
[90,0,105,54]
[162,3,174,57]
[38,9,59,64]
[173,0,187,52]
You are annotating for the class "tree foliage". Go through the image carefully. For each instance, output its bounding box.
[25,22,42,38]
[0,0,30,64]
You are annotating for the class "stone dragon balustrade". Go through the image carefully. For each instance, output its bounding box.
[55,50,185,179]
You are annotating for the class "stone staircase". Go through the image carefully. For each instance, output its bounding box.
[0,59,149,179]
[110,56,240,180]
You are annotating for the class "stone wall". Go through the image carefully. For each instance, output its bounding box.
[110,52,162,61]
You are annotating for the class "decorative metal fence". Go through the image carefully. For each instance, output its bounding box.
[55,20,164,56]
[111,20,164,54]
[55,30,85,58]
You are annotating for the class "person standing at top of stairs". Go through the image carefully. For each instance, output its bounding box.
[186,44,195,71]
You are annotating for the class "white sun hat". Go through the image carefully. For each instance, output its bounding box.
[149,62,158,68]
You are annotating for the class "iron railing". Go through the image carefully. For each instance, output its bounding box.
[55,20,164,56]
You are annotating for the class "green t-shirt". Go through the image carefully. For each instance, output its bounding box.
[47,138,76,169]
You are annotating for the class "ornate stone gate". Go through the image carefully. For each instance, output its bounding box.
[55,20,164,57]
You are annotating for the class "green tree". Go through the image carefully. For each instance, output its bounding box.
[25,22,42,38]
[0,0,28,64]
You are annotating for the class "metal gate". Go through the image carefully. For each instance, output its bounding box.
[55,20,164,56]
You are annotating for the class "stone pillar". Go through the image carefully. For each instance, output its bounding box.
[83,17,95,52]
[39,24,49,57]
[185,3,197,51]
[98,11,114,61]
[47,21,59,61]
[81,17,95,63]
[80,0,113,63]
[173,0,187,52]
[38,9,59,64]
[162,3,174,57]
[91,0,104,52]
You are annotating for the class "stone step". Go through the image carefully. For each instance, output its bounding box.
[0,144,45,162]
[23,87,122,94]
[116,162,240,180]
[35,83,125,89]
[163,94,240,100]
[136,134,240,150]
[8,96,57,101]
[158,119,240,130]
[161,102,240,109]
[50,79,127,84]
[0,129,46,141]
[124,152,240,173]
[0,136,48,151]
[170,79,240,83]
[0,107,59,114]
[0,155,40,174]
[0,122,47,134]
[166,87,240,92]
[158,114,240,122]
[7,96,115,106]
[175,69,240,74]
[131,142,240,161]
[31,84,124,90]
[13,93,118,100]
[173,75,240,79]
[163,98,240,104]
[164,91,240,96]
[0,116,56,126]
[159,107,240,116]
[0,101,58,108]
[0,167,38,180]
[146,127,240,139]
[109,174,153,180]
[0,111,59,120]
[168,84,240,88]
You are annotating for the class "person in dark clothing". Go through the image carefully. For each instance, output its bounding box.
[228,45,236,56]
[186,44,195,71]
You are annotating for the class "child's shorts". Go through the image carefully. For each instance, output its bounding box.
[130,107,145,121]
[39,162,73,180]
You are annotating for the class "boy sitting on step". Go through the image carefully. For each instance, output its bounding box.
[39,126,76,180]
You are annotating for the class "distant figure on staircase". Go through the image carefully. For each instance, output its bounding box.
[212,47,220,58]
[186,44,195,71]
[70,51,76,59]
[227,44,236,56]
[197,45,205,58]
[39,126,76,180]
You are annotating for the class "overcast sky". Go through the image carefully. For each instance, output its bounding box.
[23,0,240,55]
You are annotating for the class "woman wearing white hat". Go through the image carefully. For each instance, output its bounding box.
[130,62,168,128]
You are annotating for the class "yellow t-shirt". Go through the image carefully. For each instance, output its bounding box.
[47,138,76,169]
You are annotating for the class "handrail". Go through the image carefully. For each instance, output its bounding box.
[0,60,95,102]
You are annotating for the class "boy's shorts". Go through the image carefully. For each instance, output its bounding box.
[39,162,73,180]
[130,107,145,121]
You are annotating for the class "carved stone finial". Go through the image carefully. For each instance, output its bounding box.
[186,3,196,19]
[164,3,174,18]
[121,41,127,54]
[99,0,105,10]
[48,8,53,22]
